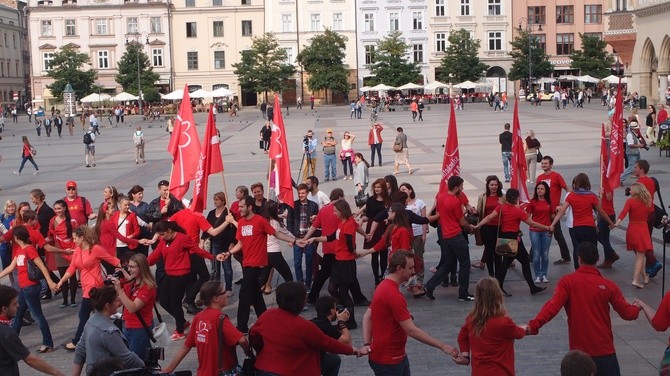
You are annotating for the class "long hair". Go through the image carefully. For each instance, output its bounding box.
[21,136,31,147]
[14,202,31,225]
[370,178,390,205]
[629,182,652,207]
[485,175,503,197]
[384,175,399,196]
[129,253,156,289]
[74,226,99,248]
[532,181,551,207]
[260,200,284,228]
[354,152,370,168]
[389,203,411,232]
[333,200,352,220]
[571,173,591,191]
[53,199,73,238]
[467,277,506,337]
[94,204,109,238]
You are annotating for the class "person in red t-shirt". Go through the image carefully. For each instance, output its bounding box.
[455,277,526,375]
[165,281,250,375]
[475,175,506,278]
[527,182,553,283]
[63,181,95,228]
[221,196,295,333]
[362,250,458,374]
[536,156,573,265]
[229,186,248,221]
[633,159,663,276]
[477,188,549,296]
[551,173,615,270]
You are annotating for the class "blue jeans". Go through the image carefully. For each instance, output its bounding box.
[11,283,54,347]
[501,151,512,181]
[592,353,621,376]
[73,298,93,344]
[370,143,382,166]
[425,233,470,298]
[293,243,315,287]
[369,356,411,376]
[568,226,598,270]
[620,153,640,182]
[211,243,233,291]
[323,154,337,180]
[124,326,152,360]
[18,156,38,173]
[530,231,551,278]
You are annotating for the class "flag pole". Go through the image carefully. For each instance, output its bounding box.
[266,159,273,201]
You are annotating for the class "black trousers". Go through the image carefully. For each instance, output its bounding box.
[260,252,294,286]
[553,222,571,261]
[159,274,193,333]
[237,267,266,332]
[308,254,335,303]
[184,256,210,305]
[495,234,539,293]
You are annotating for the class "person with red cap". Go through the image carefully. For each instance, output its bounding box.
[63,181,95,228]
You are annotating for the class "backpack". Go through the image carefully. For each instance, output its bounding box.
[133,131,143,145]
[83,132,93,145]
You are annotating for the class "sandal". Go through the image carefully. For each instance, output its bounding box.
[37,346,54,353]
[62,343,76,352]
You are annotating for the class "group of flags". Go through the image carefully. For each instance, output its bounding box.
[167,86,294,212]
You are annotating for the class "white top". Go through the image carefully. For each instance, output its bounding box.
[116,214,128,247]
[406,199,427,236]
[308,190,330,209]
[267,219,290,253]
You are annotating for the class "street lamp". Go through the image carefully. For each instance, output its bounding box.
[125,33,149,116]
[518,18,543,92]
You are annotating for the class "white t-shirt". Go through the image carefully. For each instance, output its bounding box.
[267,219,290,253]
[406,199,426,236]
[308,190,330,209]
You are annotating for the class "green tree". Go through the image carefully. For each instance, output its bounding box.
[232,33,296,101]
[115,43,160,96]
[508,30,553,85]
[142,87,161,104]
[368,31,421,87]
[438,29,489,83]
[570,33,615,78]
[46,45,97,100]
[297,29,349,104]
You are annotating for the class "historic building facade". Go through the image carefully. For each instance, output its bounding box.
[0,1,26,104]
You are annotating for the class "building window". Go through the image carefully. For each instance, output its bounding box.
[241,0,249,4]
[65,19,76,36]
[364,13,374,32]
[488,31,502,51]
[389,12,399,31]
[413,44,423,63]
[242,20,252,36]
[528,6,545,25]
[585,5,602,24]
[12,34,16,48]
[412,12,422,30]
[284,47,293,64]
[556,6,574,24]
[616,0,627,11]
[41,20,52,36]
[150,17,162,33]
[332,13,343,31]
[281,14,292,32]
[584,32,602,40]
[212,0,222,5]
[435,32,446,52]
[127,17,138,34]
[365,45,375,65]
[97,50,109,69]
[152,48,163,67]
[460,0,470,16]
[185,0,195,6]
[534,33,546,53]
[214,51,225,69]
[435,0,445,16]
[213,21,224,37]
[488,0,501,15]
[556,33,574,55]
[43,52,55,70]
[310,14,321,32]
[95,19,108,35]
[187,51,198,70]
[186,22,197,37]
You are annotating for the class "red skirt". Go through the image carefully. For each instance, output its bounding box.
[626,221,653,252]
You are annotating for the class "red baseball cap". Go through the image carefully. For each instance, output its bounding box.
[66,181,77,189]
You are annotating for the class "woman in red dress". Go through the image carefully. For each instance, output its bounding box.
[46,199,77,307]
[615,182,653,288]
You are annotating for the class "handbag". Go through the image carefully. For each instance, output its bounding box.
[354,191,369,208]
[27,257,45,282]
[393,142,403,152]
[653,177,668,229]
[135,299,170,349]
[536,149,543,163]
[494,208,519,257]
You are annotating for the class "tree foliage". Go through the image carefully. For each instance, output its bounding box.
[297,29,349,104]
[367,31,421,87]
[570,34,615,78]
[115,43,160,96]
[508,30,553,82]
[438,29,489,83]
[232,33,296,100]
[142,87,161,103]
[46,45,97,101]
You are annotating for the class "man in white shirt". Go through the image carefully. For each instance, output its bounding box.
[89,112,100,135]
[306,176,330,209]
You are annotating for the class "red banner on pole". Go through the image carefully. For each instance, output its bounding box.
[510,98,530,203]
[438,100,460,194]
[606,81,624,189]
[190,104,223,213]
[269,94,294,208]
[168,85,201,200]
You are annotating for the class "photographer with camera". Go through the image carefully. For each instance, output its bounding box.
[165,281,250,376]
[310,296,352,376]
[620,117,647,184]
[72,286,145,376]
[301,130,318,183]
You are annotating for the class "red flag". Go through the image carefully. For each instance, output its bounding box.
[438,100,460,194]
[510,98,530,203]
[606,81,624,189]
[168,85,202,200]
[269,94,294,208]
[600,123,611,192]
[190,104,223,213]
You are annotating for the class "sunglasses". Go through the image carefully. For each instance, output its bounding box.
[67,187,76,191]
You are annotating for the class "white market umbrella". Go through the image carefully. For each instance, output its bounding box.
[211,87,234,97]
[454,80,477,89]
[577,75,600,83]
[163,89,184,100]
[360,86,372,92]
[111,92,139,101]
[558,74,580,81]
[396,82,424,91]
[423,81,448,91]
[602,75,628,84]
[369,84,396,91]
[535,77,556,84]
[80,93,111,103]
[190,89,212,98]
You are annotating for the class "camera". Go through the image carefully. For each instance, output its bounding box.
[146,347,165,369]
[644,145,650,151]
[104,268,127,285]
[625,187,631,196]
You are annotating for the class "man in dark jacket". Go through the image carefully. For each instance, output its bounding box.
[286,184,319,290]
[146,180,185,223]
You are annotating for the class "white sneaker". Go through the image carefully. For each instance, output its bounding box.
[542,276,549,283]
[34,171,39,175]
[534,277,541,283]
[13,171,19,175]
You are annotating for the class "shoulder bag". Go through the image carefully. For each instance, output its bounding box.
[495,207,519,257]
[393,142,403,152]
[653,177,668,229]
[27,257,45,282]
[135,298,170,349]
[536,149,543,163]
[355,191,369,208]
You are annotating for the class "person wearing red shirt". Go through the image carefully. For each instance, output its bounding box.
[110,197,141,256]
[46,200,78,308]
[597,186,620,269]
[633,159,663,277]
[250,282,360,376]
[635,292,670,372]
[165,281,250,376]
[614,183,654,288]
[63,181,95,228]
[455,277,526,375]
[551,173,614,270]
[221,196,295,333]
[368,122,384,167]
[475,176,506,278]
[363,204,413,277]
[477,189,548,296]
[424,176,476,302]
[0,225,57,353]
[536,156,573,265]
[229,186,248,221]
[94,204,140,275]
[526,242,640,376]
[363,250,458,375]
[657,103,668,126]
[527,182,553,283]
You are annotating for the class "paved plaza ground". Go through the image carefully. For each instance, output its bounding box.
[2,98,670,375]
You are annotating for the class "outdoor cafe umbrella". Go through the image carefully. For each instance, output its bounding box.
[80,93,111,103]
[396,82,424,91]
[163,89,184,100]
[190,89,212,98]
[111,92,139,101]
[577,75,600,83]
[211,87,234,97]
